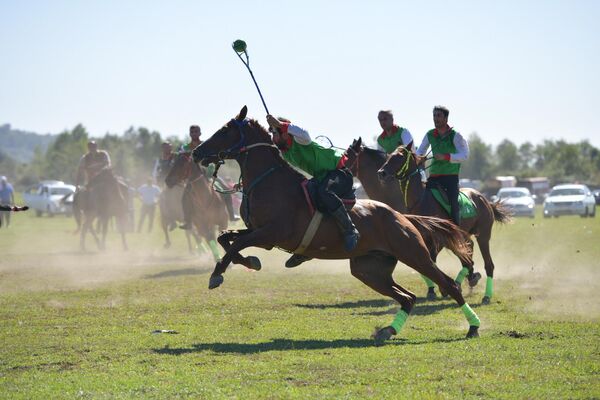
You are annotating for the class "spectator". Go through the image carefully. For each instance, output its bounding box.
[137,178,161,233]
[0,176,15,228]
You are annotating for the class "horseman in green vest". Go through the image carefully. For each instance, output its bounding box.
[376,110,414,153]
[416,105,469,226]
[266,114,360,268]
[180,125,239,230]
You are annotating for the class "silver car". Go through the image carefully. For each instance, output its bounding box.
[495,187,535,218]
[543,184,596,218]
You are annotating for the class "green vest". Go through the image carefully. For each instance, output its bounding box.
[377,127,405,154]
[283,139,344,181]
[427,129,461,175]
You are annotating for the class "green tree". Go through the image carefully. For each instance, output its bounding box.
[461,132,493,180]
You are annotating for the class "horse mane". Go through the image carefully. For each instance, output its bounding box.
[246,119,308,184]
[362,146,388,161]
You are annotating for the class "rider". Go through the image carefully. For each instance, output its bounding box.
[153,141,175,186]
[75,141,112,187]
[266,114,360,267]
[376,110,414,153]
[415,105,469,226]
[179,125,239,230]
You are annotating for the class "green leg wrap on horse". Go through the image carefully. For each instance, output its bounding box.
[485,277,493,298]
[208,240,220,261]
[390,309,409,334]
[421,274,435,288]
[461,303,481,327]
[455,266,469,284]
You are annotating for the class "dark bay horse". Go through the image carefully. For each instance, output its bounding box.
[192,106,483,341]
[158,183,201,252]
[378,146,512,304]
[75,169,129,251]
[345,139,407,213]
[165,152,228,262]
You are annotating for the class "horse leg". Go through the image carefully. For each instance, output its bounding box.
[118,215,128,251]
[454,237,481,288]
[349,254,416,344]
[162,217,171,249]
[208,226,275,289]
[217,229,262,270]
[422,247,439,300]
[477,234,495,304]
[99,218,108,251]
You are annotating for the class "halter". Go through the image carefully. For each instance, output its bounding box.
[390,148,426,211]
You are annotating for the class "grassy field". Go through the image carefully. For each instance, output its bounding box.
[1,201,599,399]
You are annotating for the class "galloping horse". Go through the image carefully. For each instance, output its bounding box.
[165,152,228,262]
[192,106,483,341]
[345,139,407,213]
[75,169,129,251]
[158,183,201,252]
[378,146,512,304]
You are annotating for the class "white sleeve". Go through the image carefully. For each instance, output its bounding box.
[415,133,430,156]
[450,131,469,163]
[287,124,312,145]
[401,128,414,149]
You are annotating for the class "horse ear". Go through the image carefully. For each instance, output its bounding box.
[357,137,362,147]
[236,106,248,121]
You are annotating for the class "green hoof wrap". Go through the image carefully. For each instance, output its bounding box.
[421,274,435,289]
[455,266,469,284]
[461,303,480,327]
[390,309,409,334]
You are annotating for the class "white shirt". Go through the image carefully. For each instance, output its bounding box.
[138,184,161,205]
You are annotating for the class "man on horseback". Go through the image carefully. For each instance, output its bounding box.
[75,141,111,187]
[266,114,360,267]
[416,106,469,226]
[377,110,414,153]
[153,141,175,186]
[180,125,239,230]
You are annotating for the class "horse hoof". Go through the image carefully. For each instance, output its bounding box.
[372,326,395,345]
[426,288,437,301]
[246,256,262,271]
[208,275,224,289]
[482,296,491,305]
[468,272,482,288]
[466,325,479,338]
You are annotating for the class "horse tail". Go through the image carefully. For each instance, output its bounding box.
[490,200,512,224]
[405,214,471,265]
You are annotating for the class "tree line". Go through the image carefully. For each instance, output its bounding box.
[1,125,599,189]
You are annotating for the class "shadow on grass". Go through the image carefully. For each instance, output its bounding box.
[294,299,394,310]
[144,267,212,279]
[295,298,465,317]
[153,336,466,355]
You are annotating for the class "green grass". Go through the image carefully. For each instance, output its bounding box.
[1,204,599,399]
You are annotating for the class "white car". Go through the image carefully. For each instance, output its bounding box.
[23,180,76,217]
[495,187,535,218]
[543,184,596,218]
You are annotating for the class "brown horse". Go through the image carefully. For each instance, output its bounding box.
[192,106,483,342]
[345,139,407,213]
[165,152,228,262]
[158,184,202,252]
[378,146,512,304]
[75,169,129,251]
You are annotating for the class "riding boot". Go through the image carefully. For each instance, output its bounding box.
[450,202,461,227]
[179,185,193,230]
[285,253,313,268]
[222,194,240,221]
[331,206,360,252]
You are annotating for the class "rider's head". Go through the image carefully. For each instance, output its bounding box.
[433,106,449,130]
[271,117,291,149]
[189,125,201,142]
[87,141,98,153]
[378,110,394,131]
[161,141,172,155]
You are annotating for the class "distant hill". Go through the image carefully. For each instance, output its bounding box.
[0,124,55,162]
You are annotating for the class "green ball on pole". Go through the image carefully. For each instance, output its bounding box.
[232,39,247,53]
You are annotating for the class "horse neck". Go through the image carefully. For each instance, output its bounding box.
[401,164,426,212]
[234,146,302,193]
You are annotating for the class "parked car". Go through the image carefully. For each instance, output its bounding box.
[543,184,596,218]
[23,180,76,217]
[594,189,600,205]
[494,187,535,218]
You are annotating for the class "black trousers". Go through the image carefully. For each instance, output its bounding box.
[315,168,355,213]
[426,174,460,225]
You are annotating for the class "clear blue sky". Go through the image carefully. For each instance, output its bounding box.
[1,0,599,148]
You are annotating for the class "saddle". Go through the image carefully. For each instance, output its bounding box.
[301,179,356,216]
[428,184,477,219]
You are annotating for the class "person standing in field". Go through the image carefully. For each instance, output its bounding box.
[0,176,15,228]
[137,178,162,233]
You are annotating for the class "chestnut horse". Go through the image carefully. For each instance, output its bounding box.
[378,146,512,304]
[192,106,483,342]
[165,152,228,262]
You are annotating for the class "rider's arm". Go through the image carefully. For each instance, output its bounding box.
[449,131,469,163]
[281,123,312,145]
[401,128,414,150]
[415,133,430,156]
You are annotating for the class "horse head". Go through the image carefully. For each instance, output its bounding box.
[377,146,418,182]
[165,152,193,188]
[344,137,363,174]
[192,106,273,167]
